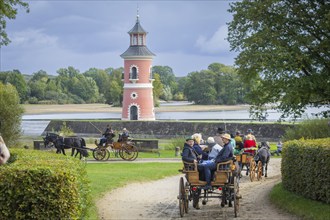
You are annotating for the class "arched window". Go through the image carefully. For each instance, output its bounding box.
[130,106,138,120]
[131,67,137,79]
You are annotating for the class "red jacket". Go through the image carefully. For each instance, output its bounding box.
[244,139,257,154]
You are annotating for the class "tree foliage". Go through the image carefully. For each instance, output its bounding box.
[152,66,179,99]
[0,70,28,103]
[0,82,24,146]
[152,73,163,106]
[0,0,29,46]
[184,63,247,105]
[228,0,330,119]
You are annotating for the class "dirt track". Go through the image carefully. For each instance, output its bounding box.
[97,158,298,220]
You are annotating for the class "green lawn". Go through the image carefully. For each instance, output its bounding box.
[85,162,181,219]
[270,183,330,220]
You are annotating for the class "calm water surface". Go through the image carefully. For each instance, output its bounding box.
[21,104,328,136]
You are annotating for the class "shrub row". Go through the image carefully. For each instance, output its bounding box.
[281,138,330,204]
[0,149,91,219]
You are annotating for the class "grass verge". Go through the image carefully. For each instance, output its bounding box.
[270,183,330,220]
[85,162,181,219]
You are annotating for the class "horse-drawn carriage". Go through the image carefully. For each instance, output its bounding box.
[43,133,138,161]
[236,145,270,182]
[235,147,262,181]
[93,135,139,161]
[178,158,240,217]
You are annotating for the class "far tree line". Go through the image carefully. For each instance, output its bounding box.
[0,63,249,107]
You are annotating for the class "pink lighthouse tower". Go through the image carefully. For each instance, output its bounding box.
[120,12,156,120]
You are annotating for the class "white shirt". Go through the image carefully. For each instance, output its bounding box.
[208,143,223,160]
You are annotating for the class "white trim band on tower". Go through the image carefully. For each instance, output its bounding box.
[123,83,153,88]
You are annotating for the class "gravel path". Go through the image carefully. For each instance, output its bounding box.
[97,158,298,219]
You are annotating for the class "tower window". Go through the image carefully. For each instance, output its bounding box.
[131,67,138,79]
[139,35,143,45]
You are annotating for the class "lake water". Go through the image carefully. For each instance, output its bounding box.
[21,104,328,136]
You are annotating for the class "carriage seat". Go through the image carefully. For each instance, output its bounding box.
[213,160,235,185]
[181,159,235,186]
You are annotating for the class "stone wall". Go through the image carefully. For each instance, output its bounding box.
[43,120,293,142]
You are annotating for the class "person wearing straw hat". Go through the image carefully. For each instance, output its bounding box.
[199,133,234,190]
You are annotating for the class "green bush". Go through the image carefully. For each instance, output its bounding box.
[282,138,330,204]
[283,119,330,141]
[166,137,185,150]
[0,149,91,219]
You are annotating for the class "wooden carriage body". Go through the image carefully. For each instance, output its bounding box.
[181,160,235,186]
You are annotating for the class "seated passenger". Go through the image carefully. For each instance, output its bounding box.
[192,133,208,160]
[243,129,257,154]
[234,131,244,155]
[120,128,129,142]
[199,133,234,190]
[181,136,198,165]
[206,137,222,160]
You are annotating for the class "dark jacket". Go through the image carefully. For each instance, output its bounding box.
[215,142,233,163]
[193,143,208,160]
[182,143,197,163]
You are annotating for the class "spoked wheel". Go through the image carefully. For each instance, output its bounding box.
[233,175,240,217]
[119,144,139,161]
[93,147,110,161]
[257,161,263,181]
[178,177,185,217]
[249,160,256,182]
[184,182,189,213]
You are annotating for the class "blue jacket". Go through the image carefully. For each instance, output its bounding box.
[182,143,197,163]
[193,143,208,160]
[215,142,233,163]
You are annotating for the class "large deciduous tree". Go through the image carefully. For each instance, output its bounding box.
[0,0,29,46]
[228,0,330,120]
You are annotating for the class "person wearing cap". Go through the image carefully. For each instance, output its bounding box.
[200,133,234,190]
[214,127,225,147]
[206,137,222,160]
[181,136,198,164]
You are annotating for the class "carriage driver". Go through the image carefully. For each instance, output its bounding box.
[99,125,114,146]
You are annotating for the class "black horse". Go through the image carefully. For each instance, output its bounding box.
[255,142,271,177]
[43,133,89,159]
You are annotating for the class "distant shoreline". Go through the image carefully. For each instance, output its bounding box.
[22,103,250,115]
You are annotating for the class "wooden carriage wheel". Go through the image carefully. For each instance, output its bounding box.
[233,175,240,217]
[249,160,256,182]
[92,147,110,161]
[178,177,185,217]
[184,181,189,213]
[119,144,138,161]
[257,161,263,181]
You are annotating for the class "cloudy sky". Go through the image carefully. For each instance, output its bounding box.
[1,0,238,77]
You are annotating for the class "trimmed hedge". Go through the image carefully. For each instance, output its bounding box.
[0,149,91,219]
[281,138,330,204]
